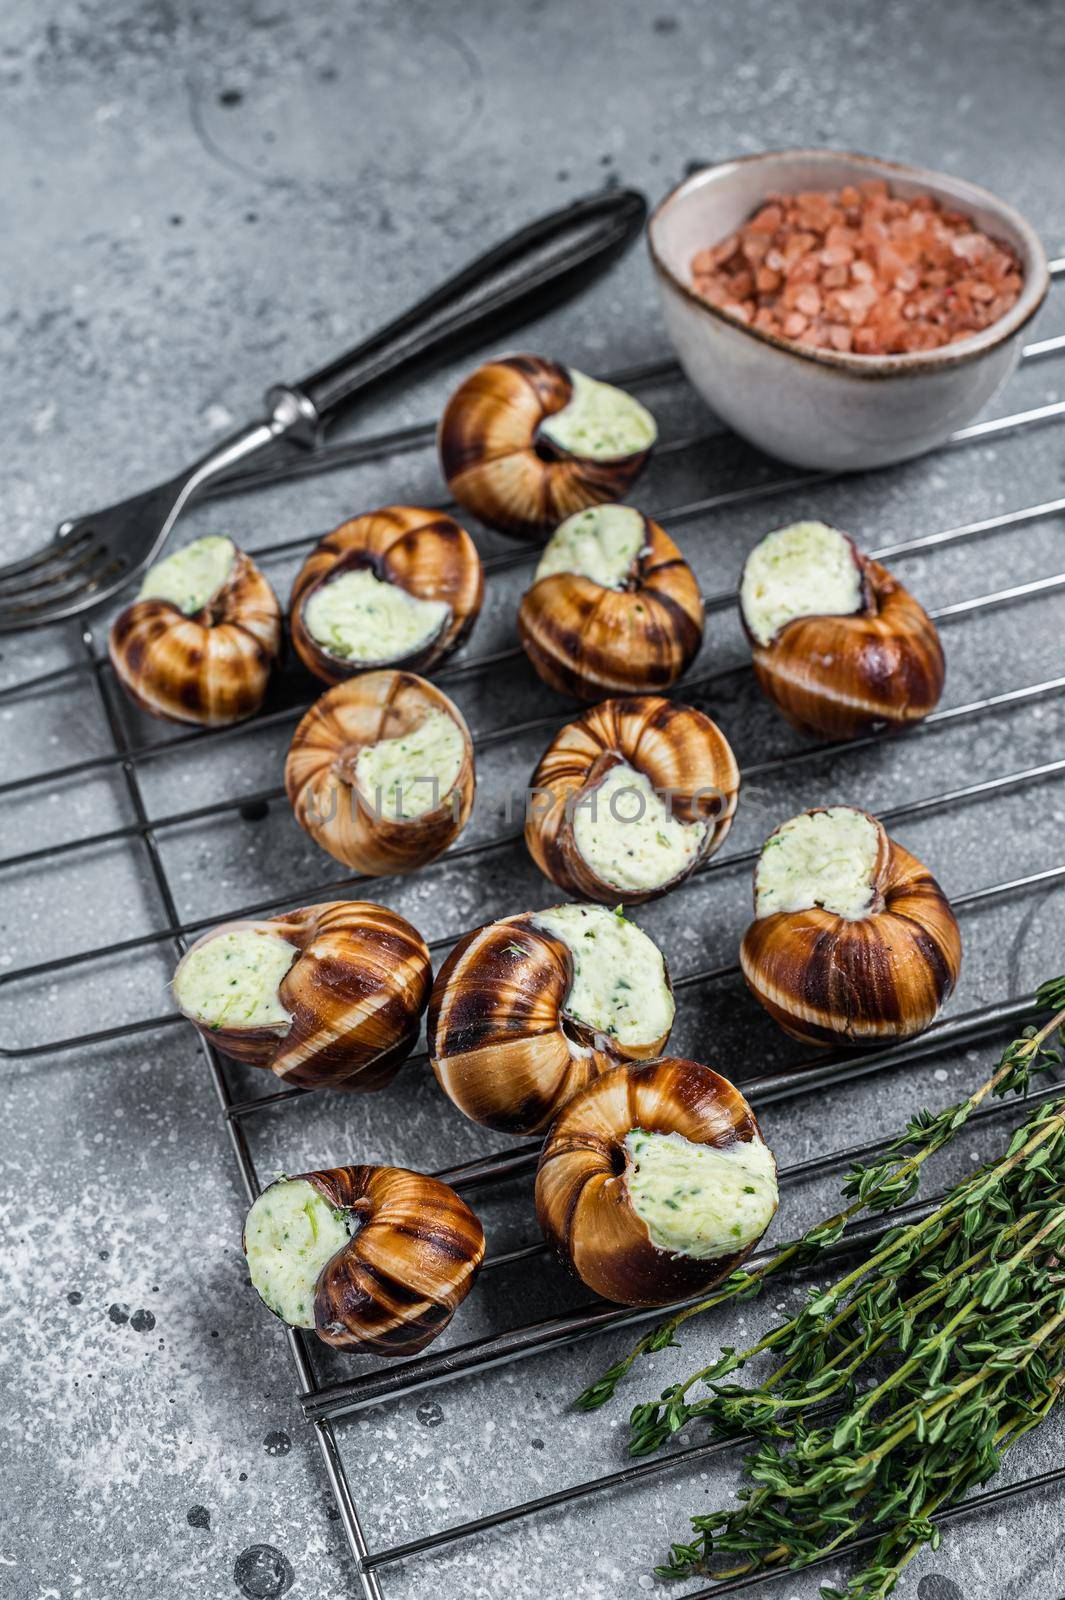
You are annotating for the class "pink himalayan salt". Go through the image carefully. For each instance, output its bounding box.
[688,180,1024,356]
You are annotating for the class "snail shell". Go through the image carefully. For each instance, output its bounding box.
[289,506,484,685]
[109,537,282,726]
[535,1057,777,1307]
[245,1166,485,1355]
[739,521,945,739]
[428,902,674,1135]
[285,670,475,876]
[518,505,704,700]
[173,900,432,1090]
[438,355,656,540]
[740,805,962,1046]
[525,695,739,904]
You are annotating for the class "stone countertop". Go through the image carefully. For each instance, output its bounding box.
[2,2,1065,1598]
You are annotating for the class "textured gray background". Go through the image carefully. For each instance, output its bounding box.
[2,1,1064,1598]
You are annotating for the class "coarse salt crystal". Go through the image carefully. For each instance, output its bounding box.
[689,184,1023,355]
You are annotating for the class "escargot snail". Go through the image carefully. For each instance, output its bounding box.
[289,506,484,685]
[285,670,475,876]
[739,520,945,739]
[536,1057,779,1307]
[243,1165,485,1354]
[429,901,675,1135]
[108,535,282,725]
[740,805,962,1047]
[525,695,739,904]
[172,900,432,1091]
[438,355,656,540]
[518,504,704,700]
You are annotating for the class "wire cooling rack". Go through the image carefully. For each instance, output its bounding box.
[5,260,1065,1597]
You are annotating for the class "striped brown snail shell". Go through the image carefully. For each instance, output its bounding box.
[172,900,432,1090]
[285,669,475,876]
[535,1057,778,1307]
[438,355,656,540]
[739,806,962,1047]
[739,520,945,739]
[243,1166,485,1355]
[517,505,704,700]
[289,505,484,685]
[109,536,281,725]
[428,902,675,1135]
[525,695,739,904]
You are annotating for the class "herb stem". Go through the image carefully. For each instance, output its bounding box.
[581,979,1065,1599]
[577,989,1065,1415]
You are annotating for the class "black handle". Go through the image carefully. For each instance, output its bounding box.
[286,186,647,426]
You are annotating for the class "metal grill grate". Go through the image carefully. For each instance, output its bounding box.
[5,259,1065,1597]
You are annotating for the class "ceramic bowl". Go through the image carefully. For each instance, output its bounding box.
[647,149,1049,472]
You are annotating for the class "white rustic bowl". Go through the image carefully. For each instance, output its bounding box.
[648,149,1049,472]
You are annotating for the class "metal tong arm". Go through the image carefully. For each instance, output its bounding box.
[268,186,648,439]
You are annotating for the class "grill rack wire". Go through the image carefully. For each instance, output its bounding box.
[6,257,1065,1596]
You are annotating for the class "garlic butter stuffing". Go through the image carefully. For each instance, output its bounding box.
[625,1129,778,1259]
[754,805,882,920]
[539,369,657,460]
[354,707,465,822]
[739,520,863,647]
[573,764,707,893]
[302,568,450,664]
[533,504,647,589]
[243,1179,351,1327]
[532,903,674,1050]
[137,534,237,615]
[173,928,298,1030]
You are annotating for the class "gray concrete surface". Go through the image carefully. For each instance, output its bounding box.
[2,1,1065,1597]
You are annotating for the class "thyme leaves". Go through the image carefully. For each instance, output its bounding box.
[577,978,1065,1600]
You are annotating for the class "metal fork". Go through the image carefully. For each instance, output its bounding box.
[0,186,646,633]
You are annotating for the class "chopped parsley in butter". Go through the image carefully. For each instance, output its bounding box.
[354,707,465,822]
[303,567,449,663]
[625,1128,778,1258]
[138,535,236,616]
[244,1178,351,1327]
[174,927,298,1030]
[531,902,673,1048]
[755,806,881,921]
[572,763,706,892]
[534,504,647,590]
[539,368,657,460]
[740,520,863,647]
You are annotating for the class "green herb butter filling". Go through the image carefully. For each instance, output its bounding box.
[354,707,465,822]
[174,928,299,1030]
[531,903,674,1048]
[740,520,863,647]
[244,1178,352,1327]
[534,504,648,590]
[137,534,237,616]
[538,368,657,461]
[755,806,881,921]
[624,1128,778,1259]
[303,568,450,663]
[572,762,707,893]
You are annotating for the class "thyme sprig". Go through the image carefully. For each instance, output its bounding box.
[576,978,1065,1600]
[576,976,1065,1414]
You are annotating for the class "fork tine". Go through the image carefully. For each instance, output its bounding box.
[1,419,272,630]
[0,527,94,584]
[0,576,122,627]
[0,554,126,622]
[0,540,111,599]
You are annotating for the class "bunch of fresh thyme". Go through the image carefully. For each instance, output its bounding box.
[576,976,1065,1599]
